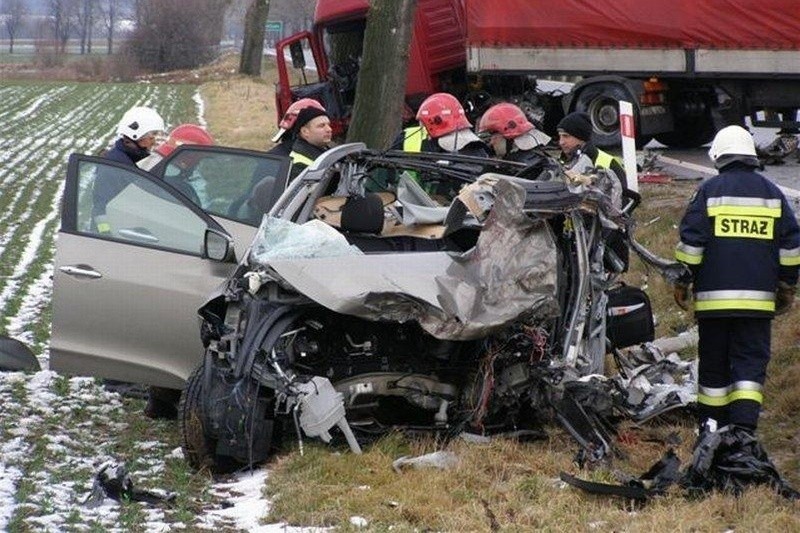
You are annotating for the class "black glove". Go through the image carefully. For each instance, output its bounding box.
[673,283,691,311]
[775,281,796,316]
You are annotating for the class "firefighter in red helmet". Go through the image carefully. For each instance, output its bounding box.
[416,93,489,157]
[138,123,214,171]
[269,98,327,157]
[478,102,551,165]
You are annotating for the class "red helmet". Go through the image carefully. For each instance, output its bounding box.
[478,103,534,139]
[416,93,472,139]
[156,124,214,157]
[278,98,326,130]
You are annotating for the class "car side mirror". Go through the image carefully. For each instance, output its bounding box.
[290,41,306,70]
[203,228,234,262]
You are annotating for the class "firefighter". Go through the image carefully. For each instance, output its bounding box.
[104,106,166,166]
[288,106,332,182]
[94,106,166,229]
[557,111,627,191]
[477,102,551,165]
[137,123,214,171]
[269,98,326,157]
[674,125,800,437]
[416,92,489,157]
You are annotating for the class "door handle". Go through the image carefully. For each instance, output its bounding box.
[59,265,102,279]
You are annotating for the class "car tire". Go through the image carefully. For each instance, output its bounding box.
[179,364,236,473]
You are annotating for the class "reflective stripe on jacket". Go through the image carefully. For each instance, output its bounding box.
[290,151,314,167]
[675,163,800,317]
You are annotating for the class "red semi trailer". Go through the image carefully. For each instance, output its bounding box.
[276,0,800,148]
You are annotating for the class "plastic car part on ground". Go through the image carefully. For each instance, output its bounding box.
[392,451,459,472]
[83,461,176,508]
[0,335,39,372]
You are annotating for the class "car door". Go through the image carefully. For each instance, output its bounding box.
[51,154,239,389]
[150,145,291,257]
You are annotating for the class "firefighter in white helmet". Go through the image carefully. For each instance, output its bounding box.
[675,125,799,457]
[93,106,166,231]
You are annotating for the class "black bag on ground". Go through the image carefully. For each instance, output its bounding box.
[606,284,655,349]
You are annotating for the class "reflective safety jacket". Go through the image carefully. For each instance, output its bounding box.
[676,163,800,317]
[402,125,428,152]
[288,138,326,183]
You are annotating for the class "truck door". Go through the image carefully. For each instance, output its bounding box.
[275,31,332,126]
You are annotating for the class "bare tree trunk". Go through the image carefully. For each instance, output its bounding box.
[106,0,115,54]
[239,0,270,76]
[346,0,417,150]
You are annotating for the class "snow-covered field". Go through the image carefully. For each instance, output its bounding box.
[0,82,294,532]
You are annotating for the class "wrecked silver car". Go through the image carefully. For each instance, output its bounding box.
[180,144,682,471]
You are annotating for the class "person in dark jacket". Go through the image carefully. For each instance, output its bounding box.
[268,98,326,157]
[92,106,166,232]
[675,125,799,438]
[557,111,627,191]
[558,110,630,270]
[416,92,489,157]
[287,106,332,182]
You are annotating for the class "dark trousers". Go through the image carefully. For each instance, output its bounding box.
[697,317,771,429]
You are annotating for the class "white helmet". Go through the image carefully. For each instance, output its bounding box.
[117,106,166,141]
[708,125,757,162]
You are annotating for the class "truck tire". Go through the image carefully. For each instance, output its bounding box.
[179,364,238,473]
[654,114,715,148]
[574,83,627,148]
[574,83,651,149]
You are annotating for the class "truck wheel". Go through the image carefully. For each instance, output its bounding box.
[179,364,238,473]
[574,83,627,148]
[574,83,651,149]
[654,114,715,148]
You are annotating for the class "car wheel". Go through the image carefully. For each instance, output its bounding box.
[179,364,237,473]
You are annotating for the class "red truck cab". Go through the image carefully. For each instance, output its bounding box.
[275,0,466,137]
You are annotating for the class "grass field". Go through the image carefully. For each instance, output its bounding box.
[0,67,798,531]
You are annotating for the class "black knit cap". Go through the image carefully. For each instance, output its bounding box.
[557,111,593,142]
[293,106,329,133]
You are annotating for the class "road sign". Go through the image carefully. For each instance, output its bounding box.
[266,20,283,34]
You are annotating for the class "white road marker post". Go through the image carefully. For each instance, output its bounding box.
[619,101,638,193]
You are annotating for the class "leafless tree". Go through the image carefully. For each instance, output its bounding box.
[48,0,68,52]
[96,0,121,54]
[128,0,232,71]
[239,0,270,76]
[74,0,96,54]
[346,0,418,149]
[2,0,28,53]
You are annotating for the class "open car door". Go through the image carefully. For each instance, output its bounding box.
[149,145,290,258]
[51,155,239,388]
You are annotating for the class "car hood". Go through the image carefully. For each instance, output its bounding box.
[266,179,559,340]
